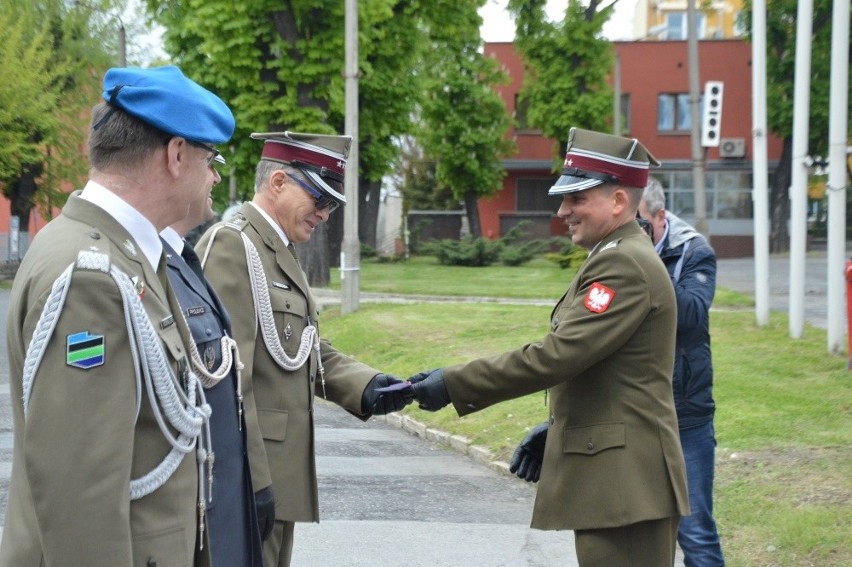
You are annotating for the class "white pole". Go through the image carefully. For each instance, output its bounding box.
[826,0,850,354]
[341,0,360,314]
[687,0,708,237]
[751,0,770,326]
[788,0,813,338]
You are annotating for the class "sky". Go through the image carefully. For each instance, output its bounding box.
[478,0,637,42]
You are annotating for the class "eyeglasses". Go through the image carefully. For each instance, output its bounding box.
[186,140,222,167]
[289,175,340,213]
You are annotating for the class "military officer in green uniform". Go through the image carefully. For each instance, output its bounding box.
[196,131,411,567]
[410,127,690,566]
[1,66,235,566]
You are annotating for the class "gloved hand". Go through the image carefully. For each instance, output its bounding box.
[509,422,549,483]
[362,373,413,415]
[254,486,275,541]
[408,368,451,412]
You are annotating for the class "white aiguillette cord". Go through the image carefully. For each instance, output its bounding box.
[200,225,326,397]
[21,251,211,519]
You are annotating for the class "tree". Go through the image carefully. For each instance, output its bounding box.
[508,0,616,165]
[146,0,427,285]
[393,135,455,213]
[741,0,850,252]
[0,0,116,236]
[419,0,516,238]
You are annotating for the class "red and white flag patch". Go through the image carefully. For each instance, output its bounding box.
[584,282,615,313]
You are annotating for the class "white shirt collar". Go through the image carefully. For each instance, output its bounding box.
[79,180,162,271]
[160,226,184,255]
[249,202,291,247]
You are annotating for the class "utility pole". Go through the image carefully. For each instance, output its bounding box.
[687,0,708,236]
[117,17,126,66]
[341,0,360,314]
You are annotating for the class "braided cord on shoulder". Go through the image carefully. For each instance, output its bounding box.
[20,251,210,502]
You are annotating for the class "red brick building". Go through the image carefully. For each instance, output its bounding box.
[480,39,784,258]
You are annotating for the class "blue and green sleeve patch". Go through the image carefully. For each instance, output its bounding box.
[66,331,105,369]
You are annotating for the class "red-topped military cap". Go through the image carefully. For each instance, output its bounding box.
[251,131,352,206]
[549,127,660,195]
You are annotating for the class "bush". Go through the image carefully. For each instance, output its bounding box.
[422,236,501,266]
[544,237,588,269]
[496,222,548,266]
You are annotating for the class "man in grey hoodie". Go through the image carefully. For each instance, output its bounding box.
[640,178,725,566]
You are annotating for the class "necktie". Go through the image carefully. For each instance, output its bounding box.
[181,243,205,281]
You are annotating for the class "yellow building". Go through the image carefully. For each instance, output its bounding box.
[631,0,745,40]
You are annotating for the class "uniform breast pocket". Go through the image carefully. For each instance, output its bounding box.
[184,308,224,370]
[563,422,625,456]
[269,287,309,355]
[132,525,190,567]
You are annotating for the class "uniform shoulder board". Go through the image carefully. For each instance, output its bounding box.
[224,214,249,232]
[600,239,620,253]
[75,249,111,273]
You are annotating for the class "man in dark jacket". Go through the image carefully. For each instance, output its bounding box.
[640,178,724,566]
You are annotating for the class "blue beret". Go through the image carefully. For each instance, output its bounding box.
[102,66,235,144]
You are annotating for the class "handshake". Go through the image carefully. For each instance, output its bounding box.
[363,370,548,485]
[361,368,451,415]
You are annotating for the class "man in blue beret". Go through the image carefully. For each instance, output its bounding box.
[1,65,237,566]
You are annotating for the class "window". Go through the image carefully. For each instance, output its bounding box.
[658,93,692,132]
[516,178,562,212]
[652,170,753,221]
[514,93,532,131]
[664,12,706,40]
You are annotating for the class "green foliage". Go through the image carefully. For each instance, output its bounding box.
[544,236,589,269]
[496,221,548,266]
[0,0,114,219]
[393,136,457,213]
[422,221,551,267]
[508,0,615,164]
[422,236,502,267]
[146,0,427,207]
[0,6,62,183]
[417,0,516,235]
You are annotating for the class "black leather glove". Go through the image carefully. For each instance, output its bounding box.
[362,373,413,415]
[254,486,275,541]
[408,368,451,412]
[509,422,549,482]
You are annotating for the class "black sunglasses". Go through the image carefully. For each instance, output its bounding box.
[290,175,340,212]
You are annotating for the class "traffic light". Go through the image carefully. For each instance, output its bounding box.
[701,81,724,147]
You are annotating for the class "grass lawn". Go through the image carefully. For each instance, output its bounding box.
[320,256,852,566]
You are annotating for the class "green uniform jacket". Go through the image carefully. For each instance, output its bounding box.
[0,195,210,567]
[196,203,379,522]
[443,221,690,530]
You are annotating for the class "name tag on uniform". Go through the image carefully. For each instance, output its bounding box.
[187,306,206,316]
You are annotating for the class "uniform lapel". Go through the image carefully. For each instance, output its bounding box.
[242,204,312,301]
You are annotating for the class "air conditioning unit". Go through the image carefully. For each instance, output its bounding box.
[719,137,746,158]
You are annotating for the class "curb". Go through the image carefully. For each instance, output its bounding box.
[375,412,513,477]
